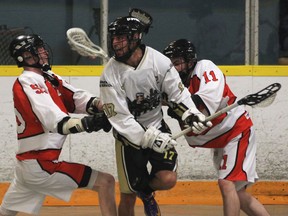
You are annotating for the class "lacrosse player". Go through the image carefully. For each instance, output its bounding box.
[99,11,212,216]
[163,39,270,216]
[0,34,117,216]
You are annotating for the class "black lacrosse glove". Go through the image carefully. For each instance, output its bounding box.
[100,112,113,132]
[81,112,112,133]
[167,107,182,122]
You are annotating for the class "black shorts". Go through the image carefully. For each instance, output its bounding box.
[115,138,178,193]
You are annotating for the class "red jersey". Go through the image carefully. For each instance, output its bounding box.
[13,70,93,157]
[184,60,253,148]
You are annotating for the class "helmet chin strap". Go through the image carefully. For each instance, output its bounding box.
[180,61,197,87]
[114,47,135,62]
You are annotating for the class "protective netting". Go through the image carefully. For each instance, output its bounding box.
[0,25,27,65]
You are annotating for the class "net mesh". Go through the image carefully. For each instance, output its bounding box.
[0,25,27,65]
[252,93,277,108]
[66,28,108,59]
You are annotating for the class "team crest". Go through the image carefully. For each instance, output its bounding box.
[178,82,184,93]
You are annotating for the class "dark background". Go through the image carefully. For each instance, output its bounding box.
[0,0,279,65]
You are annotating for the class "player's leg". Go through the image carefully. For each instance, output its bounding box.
[149,122,178,191]
[118,193,137,216]
[213,130,250,216]
[214,126,268,216]
[218,179,240,216]
[138,147,177,216]
[115,138,151,216]
[235,127,270,216]
[0,160,46,215]
[238,188,270,216]
[30,160,116,216]
[90,171,117,216]
[149,148,178,191]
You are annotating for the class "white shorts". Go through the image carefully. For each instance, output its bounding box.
[0,159,98,215]
[212,127,258,191]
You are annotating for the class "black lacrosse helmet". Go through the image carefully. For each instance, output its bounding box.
[163,39,197,85]
[163,39,197,63]
[108,16,146,62]
[9,34,50,69]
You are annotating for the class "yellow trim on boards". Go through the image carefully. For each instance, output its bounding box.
[0,66,104,76]
[0,65,288,76]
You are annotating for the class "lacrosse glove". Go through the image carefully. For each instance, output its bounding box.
[182,107,212,134]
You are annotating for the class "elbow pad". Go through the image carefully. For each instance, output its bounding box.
[57,116,84,135]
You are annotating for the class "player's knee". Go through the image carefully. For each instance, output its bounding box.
[154,170,177,190]
[101,173,115,188]
[218,179,235,194]
[106,174,116,187]
[0,206,17,216]
[161,172,177,189]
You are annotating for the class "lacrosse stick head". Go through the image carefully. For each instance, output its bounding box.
[129,8,153,34]
[66,27,109,60]
[240,83,281,108]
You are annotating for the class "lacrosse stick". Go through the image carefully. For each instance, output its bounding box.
[172,82,281,139]
[66,27,109,61]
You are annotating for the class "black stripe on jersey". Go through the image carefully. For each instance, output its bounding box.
[191,94,210,116]
[79,166,92,188]
[57,116,71,134]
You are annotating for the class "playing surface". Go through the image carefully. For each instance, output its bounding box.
[17,205,288,216]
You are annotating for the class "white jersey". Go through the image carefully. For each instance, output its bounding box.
[13,70,93,155]
[184,60,253,148]
[100,46,196,148]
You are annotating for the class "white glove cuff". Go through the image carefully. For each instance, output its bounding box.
[140,126,161,149]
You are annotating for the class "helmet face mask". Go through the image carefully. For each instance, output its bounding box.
[163,39,197,85]
[9,34,50,68]
[108,16,144,62]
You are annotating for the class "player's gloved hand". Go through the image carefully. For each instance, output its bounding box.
[87,97,101,115]
[81,112,112,133]
[140,126,177,153]
[182,107,213,134]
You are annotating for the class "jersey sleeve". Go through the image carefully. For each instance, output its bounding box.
[100,67,145,148]
[194,60,225,115]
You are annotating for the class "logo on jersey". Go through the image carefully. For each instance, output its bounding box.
[178,82,184,93]
[128,88,161,117]
[30,84,47,94]
[100,80,112,87]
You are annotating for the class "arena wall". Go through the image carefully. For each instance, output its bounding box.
[0,65,287,205]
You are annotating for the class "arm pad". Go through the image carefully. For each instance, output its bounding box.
[57,117,84,135]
